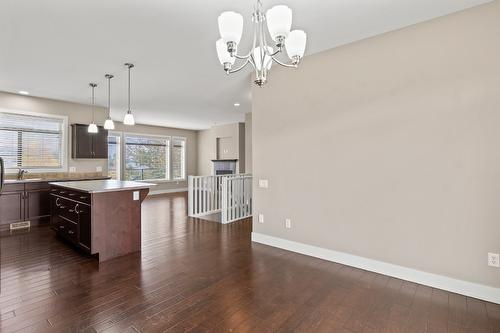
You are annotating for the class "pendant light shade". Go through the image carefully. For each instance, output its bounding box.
[123,63,135,126]
[266,5,292,42]
[104,74,115,130]
[218,11,244,45]
[88,83,99,134]
[88,123,98,133]
[104,118,114,130]
[285,30,307,59]
[123,112,135,125]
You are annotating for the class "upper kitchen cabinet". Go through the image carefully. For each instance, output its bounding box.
[71,124,108,159]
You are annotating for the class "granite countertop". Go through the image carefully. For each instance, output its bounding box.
[49,180,156,193]
[5,176,111,184]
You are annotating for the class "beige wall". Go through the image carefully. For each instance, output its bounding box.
[252,1,500,288]
[0,92,197,192]
[245,113,252,173]
[197,122,245,175]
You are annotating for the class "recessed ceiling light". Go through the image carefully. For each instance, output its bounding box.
[234,103,240,107]
[18,90,29,95]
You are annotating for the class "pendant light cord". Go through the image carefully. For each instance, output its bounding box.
[108,76,111,114]
[91,84,95,123]
[128,65,131,111]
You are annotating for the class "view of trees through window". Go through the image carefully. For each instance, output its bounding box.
[108,134,186,181]
[124,135,169,181]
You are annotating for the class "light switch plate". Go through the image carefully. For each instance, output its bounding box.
[69,167,76,173]
[258,179,269,188]
[258,214,264,224]
[133,191,140,201]
[285,218,292,229]
[96,166,103,172]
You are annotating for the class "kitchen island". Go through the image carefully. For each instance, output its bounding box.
[49,180,155,262]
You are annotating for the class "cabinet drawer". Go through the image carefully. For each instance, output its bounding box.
[64,220,78,244]
[2,183,25,192]
[25,182,50,190]
[50,188,91,205]
[66,191,91,205]
[58,199,79,223]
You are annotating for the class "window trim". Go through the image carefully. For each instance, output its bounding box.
[0,108,68,174]
[111,131,187,182]
[107,131,123,180]
[171,136,187,181]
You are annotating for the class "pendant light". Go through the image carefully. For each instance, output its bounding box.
[88,83,98,133]
[103,74,115,130]
[123,63,135,126]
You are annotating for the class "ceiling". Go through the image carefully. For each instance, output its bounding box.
[0,0,491,130]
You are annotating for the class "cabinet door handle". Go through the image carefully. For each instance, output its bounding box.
[80,196,88,200]
[68,230,75,235]
[59,225,65,230]
[55,197,61,207]
[74,204,80,214]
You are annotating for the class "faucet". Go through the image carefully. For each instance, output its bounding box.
[17,169,28,180]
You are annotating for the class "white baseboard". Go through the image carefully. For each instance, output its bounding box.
[251,232,500,304]
[148,188,188,196]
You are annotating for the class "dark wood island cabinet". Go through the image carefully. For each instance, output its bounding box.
[50,180,155,262]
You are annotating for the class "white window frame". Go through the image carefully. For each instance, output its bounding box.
[171,136,187,181]
[123,132,171,182]
[109,131,187,183]
[107,131,123,180]
[0,108,68,174]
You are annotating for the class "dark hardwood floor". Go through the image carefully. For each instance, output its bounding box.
[1,192,499,333]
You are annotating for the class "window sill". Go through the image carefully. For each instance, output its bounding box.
[134,179,186,184]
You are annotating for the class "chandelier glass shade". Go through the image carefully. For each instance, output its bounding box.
[215,0,307,86]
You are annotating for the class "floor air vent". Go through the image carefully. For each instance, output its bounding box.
[10,221,30,230]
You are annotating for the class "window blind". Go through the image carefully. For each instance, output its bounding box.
[124,134,169,181]
[0,112,64,170]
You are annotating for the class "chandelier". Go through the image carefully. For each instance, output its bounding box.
[216,0,307,86]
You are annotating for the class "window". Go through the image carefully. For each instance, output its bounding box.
[0,111,66,171]
[124,134,169,181]
[108,133,121,180]
[171,137,186,180]
[110,133,187,182]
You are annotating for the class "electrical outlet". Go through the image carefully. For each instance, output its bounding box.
[133,191,140,201]
[258,179,269,188]
[285,218,292,229]
[69,167,76,173]
[258,214,264,224]
[96,166,103,172]
[488,253,500,268]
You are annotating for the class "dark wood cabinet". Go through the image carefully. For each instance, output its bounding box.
[25,183,51,220]
[77,204,91,250]
[50,187,92,253]
[0,187,25,225]
[0,183,50,229]
[71,124,108,159]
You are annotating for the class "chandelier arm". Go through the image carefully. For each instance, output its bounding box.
[228,58,252,74]
[271,56,298,68]
[231,10,260,61]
